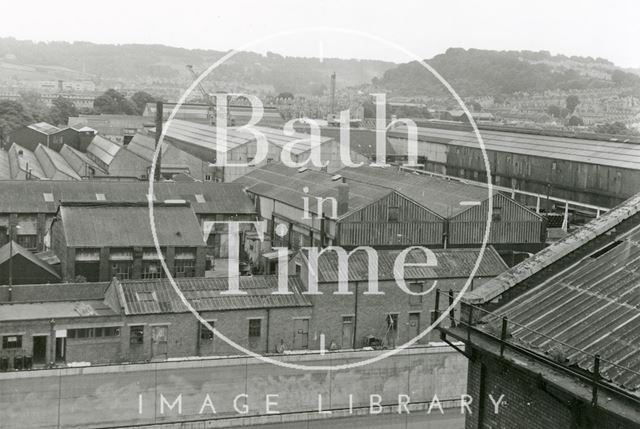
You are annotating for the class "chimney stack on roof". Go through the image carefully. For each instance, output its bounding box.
[337,177,349,217]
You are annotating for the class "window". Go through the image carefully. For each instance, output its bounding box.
[492,207,503,222]
[16,234,37,250]
[409,282,424,306]
[68,327,120,339]
[200,321,215,341]
[130,326,144,345]
[96,193,106,201]
[111,261,132,280]
[204,174,212,181]
[388,206,400,222]
[248,319,262,338]
[194,194,206,203]
[142,261,163,279]
[2,335,22,349]
[43,193,54,202]
[174,248,196,278]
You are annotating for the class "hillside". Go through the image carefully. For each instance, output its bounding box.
[0,38,394,94]
[375,48,640,97]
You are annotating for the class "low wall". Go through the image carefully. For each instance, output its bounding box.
[0,345,467,429]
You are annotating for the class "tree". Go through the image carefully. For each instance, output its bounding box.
[546,105,562,118]
[595,121,640,136]
[0,100,35,145]
[565,95,580,114]
[276,92,294,100]
[567,115,584,126]
[94,89,137,115]
[49,96,79,126]
[130,91,156,115]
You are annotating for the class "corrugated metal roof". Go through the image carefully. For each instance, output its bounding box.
[86,135,122,166]
[27,122,61,135]
[0,181,256,215]
[0,300,115,321]
[390,126,640,170]
[118,276,311,315]
[0,240,60,279]
[338,166,490,217]
[234,163,392,217]
[480,225,640,393]
[0,150,10,180]
[59,203,205,247]
[164,119,332,156]
[9,143,46,179]
[35,144,81,180]
[126,133,157,161]
[59,145,107,175]
[304,246,507,283]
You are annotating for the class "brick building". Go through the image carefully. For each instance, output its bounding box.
[51,202,207,282]
[439,192,640,428]
[0,241,60,286]
[0,181,256,255]
[6,122,61,151]
[292,246,508,351]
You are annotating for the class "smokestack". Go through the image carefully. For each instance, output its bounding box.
[330,72,336,115]
[154,101,163,181]
[337,177,349,216]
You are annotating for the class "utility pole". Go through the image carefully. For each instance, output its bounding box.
[154,101,163,182]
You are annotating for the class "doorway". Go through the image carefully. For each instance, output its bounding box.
[55,337,66,362]
[32,335,47,364]
[341,316,354,349]
[292,319,309,350]
[408,313,421,344]
[151,325,168,358]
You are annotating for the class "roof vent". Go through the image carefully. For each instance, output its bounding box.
[17,149,23,156]
[331,174,342,181]
[297,167,308,173]
[164,199,186,205]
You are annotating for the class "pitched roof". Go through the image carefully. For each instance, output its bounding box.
[164,119,332,156]
[114,276,311,315]
[58,202,205,247]
[27,122,61,135]
[0,181,255,215]
[86,135,122,166]
[9,143,46,179]
[59,144,107,175]
[0,241,60,280]
[0,150,10,180]
[302,246,507,283]
[479,225,640,393]
[338,165,491,217]
[234,162,392,217]
[35,144,81,180]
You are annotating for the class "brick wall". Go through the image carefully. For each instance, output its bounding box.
[465,350,637,429]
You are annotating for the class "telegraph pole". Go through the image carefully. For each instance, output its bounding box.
[154,101,163,182]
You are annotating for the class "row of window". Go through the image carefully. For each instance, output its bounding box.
[67,327,121,339]
[110,260,196,280]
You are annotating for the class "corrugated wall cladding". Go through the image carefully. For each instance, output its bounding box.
[449,193,543,245]
[338,191,444,246]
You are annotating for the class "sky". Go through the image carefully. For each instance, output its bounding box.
[2,0,639,68]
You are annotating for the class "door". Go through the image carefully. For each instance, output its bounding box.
[151,325,169,358]
[55,337,66,362]
[341,316,354,349]
[408,313,420,344]
[292,319,309,350]
[386,314,399,348]
[32,336,47,364]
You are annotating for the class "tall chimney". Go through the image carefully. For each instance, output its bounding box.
[154,101,163,181]
[337,177,349,216]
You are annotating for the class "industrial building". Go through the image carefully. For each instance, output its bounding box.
[439,192,640,428]
[236,163,545,270]
[387,122,640,208]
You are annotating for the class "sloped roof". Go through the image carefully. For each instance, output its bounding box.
[0,150,11,180]
[35,144,81,180]
[115,276,311,315]
[480,225,640,393]
[389,125,640,171]
[164,119,332,156]
[9,143,46,179]
[126,133,157,161]
[86,135,122,166]
[338,165,491,217]
[0,181,255,215]
[303,246,507,283]
[59,203,205,247]
[59,144,107,175]
[0,300,115,322]
[27,122,61,135]
[0,240,60,279]
[234,162,392,217]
